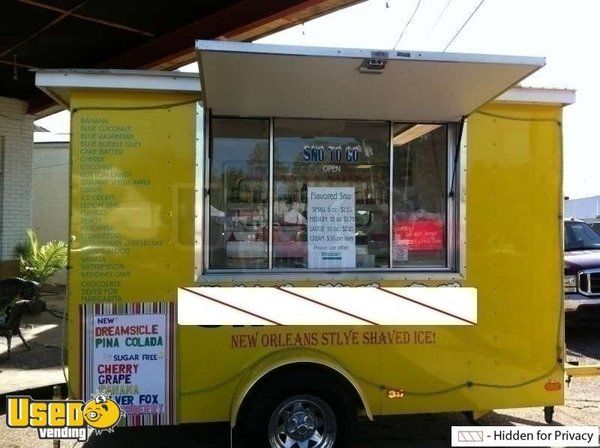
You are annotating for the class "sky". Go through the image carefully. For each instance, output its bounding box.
[36,0,600,198]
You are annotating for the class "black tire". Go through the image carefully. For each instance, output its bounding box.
[235,370,357,448]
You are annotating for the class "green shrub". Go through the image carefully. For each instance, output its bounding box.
[11,229,67,285]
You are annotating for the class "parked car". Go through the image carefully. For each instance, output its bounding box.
[564,219,600,325]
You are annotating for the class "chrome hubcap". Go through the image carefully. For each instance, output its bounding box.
[268,395,336,448]
[285,410,316,441]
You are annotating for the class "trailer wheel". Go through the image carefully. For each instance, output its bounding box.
[268,394,337,447]
[236,372,356,448]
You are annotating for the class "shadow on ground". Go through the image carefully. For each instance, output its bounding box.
[565,327,600,362]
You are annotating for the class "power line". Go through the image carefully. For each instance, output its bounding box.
[391,0,423,49]
[425,0,454,40]
[443,0,486,52]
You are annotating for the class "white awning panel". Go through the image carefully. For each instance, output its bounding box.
[196,40,544,122]
[178,286,477,326]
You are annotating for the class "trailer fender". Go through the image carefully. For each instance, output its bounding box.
[229,349,373,428]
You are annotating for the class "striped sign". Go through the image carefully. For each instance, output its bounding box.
[82,302,176,426]
[178,286,477,326]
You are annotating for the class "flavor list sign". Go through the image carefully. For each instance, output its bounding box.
[70,93,196,306]
[307,187,356,269]
[76,116,153,303]
[82,302,175,426]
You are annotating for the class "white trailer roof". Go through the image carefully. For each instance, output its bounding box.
[35,69,201,107]
[196,40,545,122]
[495,85,575,106]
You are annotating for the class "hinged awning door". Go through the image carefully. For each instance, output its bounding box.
[196,40,544,122]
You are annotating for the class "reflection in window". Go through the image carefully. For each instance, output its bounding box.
[564,221,600,251]
[273,119,390,269]
[204,118,454,272]
[392,124,447,267]
[208,118,269,269]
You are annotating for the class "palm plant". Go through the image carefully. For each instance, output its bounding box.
[10,229,67,285]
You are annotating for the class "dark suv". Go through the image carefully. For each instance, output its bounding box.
[564,219,600,324]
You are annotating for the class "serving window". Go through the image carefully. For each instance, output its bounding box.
[208,118,269,269]
[204,116,456,273]
[392,124,448,267]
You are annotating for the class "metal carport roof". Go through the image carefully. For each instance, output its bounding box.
[1,0,364,115]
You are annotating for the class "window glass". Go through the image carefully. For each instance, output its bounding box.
[273,119,390,269]
[392,124,448,267]
[564,221,600,251]
[208,118,269,269]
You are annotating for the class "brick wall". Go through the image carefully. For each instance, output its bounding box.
[0,96,34,261]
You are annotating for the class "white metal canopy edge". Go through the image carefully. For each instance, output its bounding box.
[495,86,575,106]
[196,40,545,66]
[35,69,202,108]
[195,40,545,122]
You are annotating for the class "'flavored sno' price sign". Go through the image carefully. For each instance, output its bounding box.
[82,302,175,426]
[307,187,356,269]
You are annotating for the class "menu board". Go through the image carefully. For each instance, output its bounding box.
[70,91,196,305]
[82,302,175,426]
[307,187,356,269]
[76,116,148,302]
[70,91,196,423]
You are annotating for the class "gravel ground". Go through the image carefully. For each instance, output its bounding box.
[1,328,598,448]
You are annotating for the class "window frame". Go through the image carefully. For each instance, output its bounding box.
[200,111,461,279]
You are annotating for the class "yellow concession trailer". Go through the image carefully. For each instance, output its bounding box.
[36,41,575,447]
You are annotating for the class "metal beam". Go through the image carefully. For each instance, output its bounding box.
[17,0,154,37]
[97,0,364,71]
[0,0,89,59]
[0,58,36,69]
[28,0,365,115]
[219,0,365,42]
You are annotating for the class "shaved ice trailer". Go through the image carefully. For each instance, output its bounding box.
[36,41,575,447]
